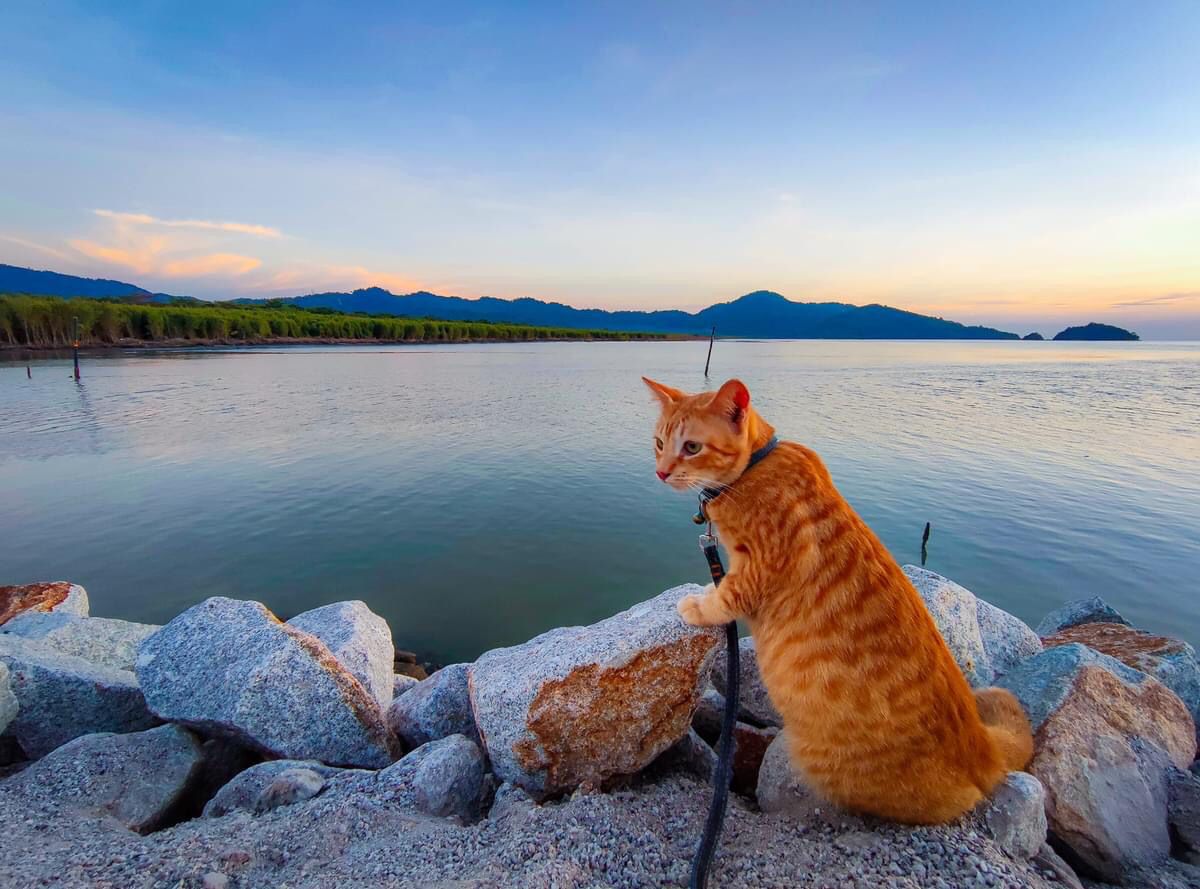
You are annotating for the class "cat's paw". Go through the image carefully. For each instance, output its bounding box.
[677,594,714,626]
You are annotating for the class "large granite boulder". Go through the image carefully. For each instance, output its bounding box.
[1168,767,1200,866]
[136,597,396,768]
[710,636,781,727]
[369,733,488,821]
[902,566,990,685]
[203,759,349,817]
[6,725,205,833]
[1,613,159,671]
[976,599,1042,679]
[0,635,158,758]
[997,643,1196,883]
[1042,622,1200,737]
[755,732,865,830]
[387,663,477,751]
[0,582,88,626]
[469,585,721,799]
[0,662,16,737]
[289,601,394,710]
[980,772,1047,860]
[1036,596,1129,637]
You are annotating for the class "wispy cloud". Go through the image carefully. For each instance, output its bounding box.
[93,209,282,238]
[162,253,261,277]
[0,234,73,262]
[1110,291,1200,308]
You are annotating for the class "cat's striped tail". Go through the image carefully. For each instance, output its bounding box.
[974,686,1035,772]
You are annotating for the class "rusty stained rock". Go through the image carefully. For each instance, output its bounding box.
[0,582,88,627]
[512,635,716,795]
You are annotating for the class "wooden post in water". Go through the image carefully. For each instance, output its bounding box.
[920,522,931,566]
[72,316,81,381]
[704,326,716,377]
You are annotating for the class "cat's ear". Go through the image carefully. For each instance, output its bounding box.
[713,378,751,425]
[642,376,684,407]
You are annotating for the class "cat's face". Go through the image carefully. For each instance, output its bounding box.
[642,377,753,492]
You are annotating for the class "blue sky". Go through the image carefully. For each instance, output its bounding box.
[1,1,1198,337]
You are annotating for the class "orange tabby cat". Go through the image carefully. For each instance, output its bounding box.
[644,375,1033,824]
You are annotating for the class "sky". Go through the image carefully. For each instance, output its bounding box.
[1,2,1198,338]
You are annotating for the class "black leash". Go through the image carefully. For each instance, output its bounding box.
[688,436,778,889]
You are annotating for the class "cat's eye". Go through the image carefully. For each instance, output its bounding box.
[654,437,664,451]
[683,440,702,455]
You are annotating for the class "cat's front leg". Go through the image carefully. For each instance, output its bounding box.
[677,581,739,627]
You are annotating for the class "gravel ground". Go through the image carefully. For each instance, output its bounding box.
[0,760,1070,889]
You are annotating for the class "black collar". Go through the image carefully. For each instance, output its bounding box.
[695,435,779,523]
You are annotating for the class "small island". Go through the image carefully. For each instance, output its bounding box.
[1052,322,1139,341]
[1023,332,1044,341]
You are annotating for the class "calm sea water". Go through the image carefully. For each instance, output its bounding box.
[2,341,1198,664]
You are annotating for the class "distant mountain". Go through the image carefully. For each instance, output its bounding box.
[243,287,1020,340]
[0,262,1024,338]
[1023,332,1044,341]
[1053,323,1139,341]
[0,263,189,304]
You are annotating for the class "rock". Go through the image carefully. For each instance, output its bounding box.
[289,601,394,710]
[997,643,1196,882]
[975,599,1042,679]
[393,674,419,699]
[731,722,778,798]
[1167,767,1200,865]
[658,728,717,782]
[0,662,16,737]
[254,767,327,814]
[0,581,88,626]
[1042,622,1200,736]
[1032,843,1085,889]
[192,737,262,809]
[0,635,158,758]
[902,566,990,685]
[756,732,865,830]
[980,772,1047,860]
[710,637,781,727]
[202,874,229,889]
[6,725,204,833]
[387,663,477,750]
[136,597,396,768]
[1,612,159,671]
[1036,596,1129,637]
[489,780,536,822]
[470,585,721,799]
[690,686,726,744]
[373,733,488,821]
[203,759,347,817]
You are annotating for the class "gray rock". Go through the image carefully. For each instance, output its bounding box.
[659,728,717,782]
[289,601,394,710]
[254,767,327,814]
[1035,596,1129,637]
[488,780,536,822]
[469,585,721,799]
[393,674,419,699]
[756,732,865,830]
[136,597,396,768]
[386,663,477,750]
[710,636,781,727]
[0,662,16,737]
[1,612,159,671]
[975,599,1042,679]
[372,733,488,821]
[980,772,1047,860]
[690,686,726,743]
[1031,844,1084,889]
[5,725,204,833]
[203,759,347,817]
[1168,767,1200,865]
[0,634,159,758]
[903,565,990,685]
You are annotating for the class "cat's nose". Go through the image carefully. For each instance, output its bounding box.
[656,470,669,481]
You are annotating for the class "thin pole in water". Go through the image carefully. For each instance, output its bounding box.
[921,522,931,566]
[703,326,716,377]
[27,366,32,379]
[72,316,81,381]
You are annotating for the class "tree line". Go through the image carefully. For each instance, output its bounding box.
[0,294,668,347]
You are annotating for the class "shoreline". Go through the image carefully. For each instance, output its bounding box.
[0,334,692,353]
